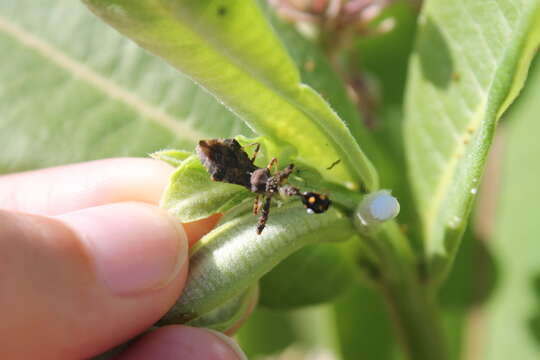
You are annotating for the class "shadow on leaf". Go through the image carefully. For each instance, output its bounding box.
[417,17,454,89]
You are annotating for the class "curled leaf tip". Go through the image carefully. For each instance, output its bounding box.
[150,149,193,167]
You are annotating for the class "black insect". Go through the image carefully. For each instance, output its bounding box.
[196,138,331,234]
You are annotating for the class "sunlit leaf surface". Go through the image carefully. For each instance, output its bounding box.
[404,0,540,276]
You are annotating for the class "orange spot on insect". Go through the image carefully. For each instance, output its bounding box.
[309,196,316,204]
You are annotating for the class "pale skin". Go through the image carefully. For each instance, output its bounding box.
[0,158,248,360]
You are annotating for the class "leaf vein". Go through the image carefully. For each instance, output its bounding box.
[0,15,203,143]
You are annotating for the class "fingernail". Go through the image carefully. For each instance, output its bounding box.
[206,329,248,360]
[59,203,187,295]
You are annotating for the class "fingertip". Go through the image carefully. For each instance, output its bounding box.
[0,205,189,359]
[59,202,188,296]
[116,326,247,360]
[0,157,176,215]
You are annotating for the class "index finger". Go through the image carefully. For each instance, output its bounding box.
[0,158,173,216]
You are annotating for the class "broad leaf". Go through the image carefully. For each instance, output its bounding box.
[404,0,540,277]
[160,202,354,324]
[83,0,379,191]
[333,285,399,360]
[0,0,250,174]
[258,241,355,309]
[187,285,257,331]
[236,307,296,357]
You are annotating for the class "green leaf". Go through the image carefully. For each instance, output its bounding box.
[236,307,296,357]
[150,148,192,167]
[262,2,370,150]
[160,155,251,222]
[187,285,257,331]
[82,0,378,191]
[159,202,355,324]
[333,285,399,360]
[0,0,250,174]
[258,242,355,309]
[404,0,540,277]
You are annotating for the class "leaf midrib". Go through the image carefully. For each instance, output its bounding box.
[0,15,203,143]
[422,5,535,255]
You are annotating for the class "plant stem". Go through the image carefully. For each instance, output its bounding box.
[381,274,448,360]
[358,222,449,360]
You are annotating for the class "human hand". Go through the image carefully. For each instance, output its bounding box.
[0,158,247,360]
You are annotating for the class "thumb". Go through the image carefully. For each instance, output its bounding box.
[0,202,188,360]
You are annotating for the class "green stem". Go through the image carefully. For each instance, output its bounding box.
[358,222,448,360]
[381,273,448,360]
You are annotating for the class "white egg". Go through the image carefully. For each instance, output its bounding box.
[355,190,400,226]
